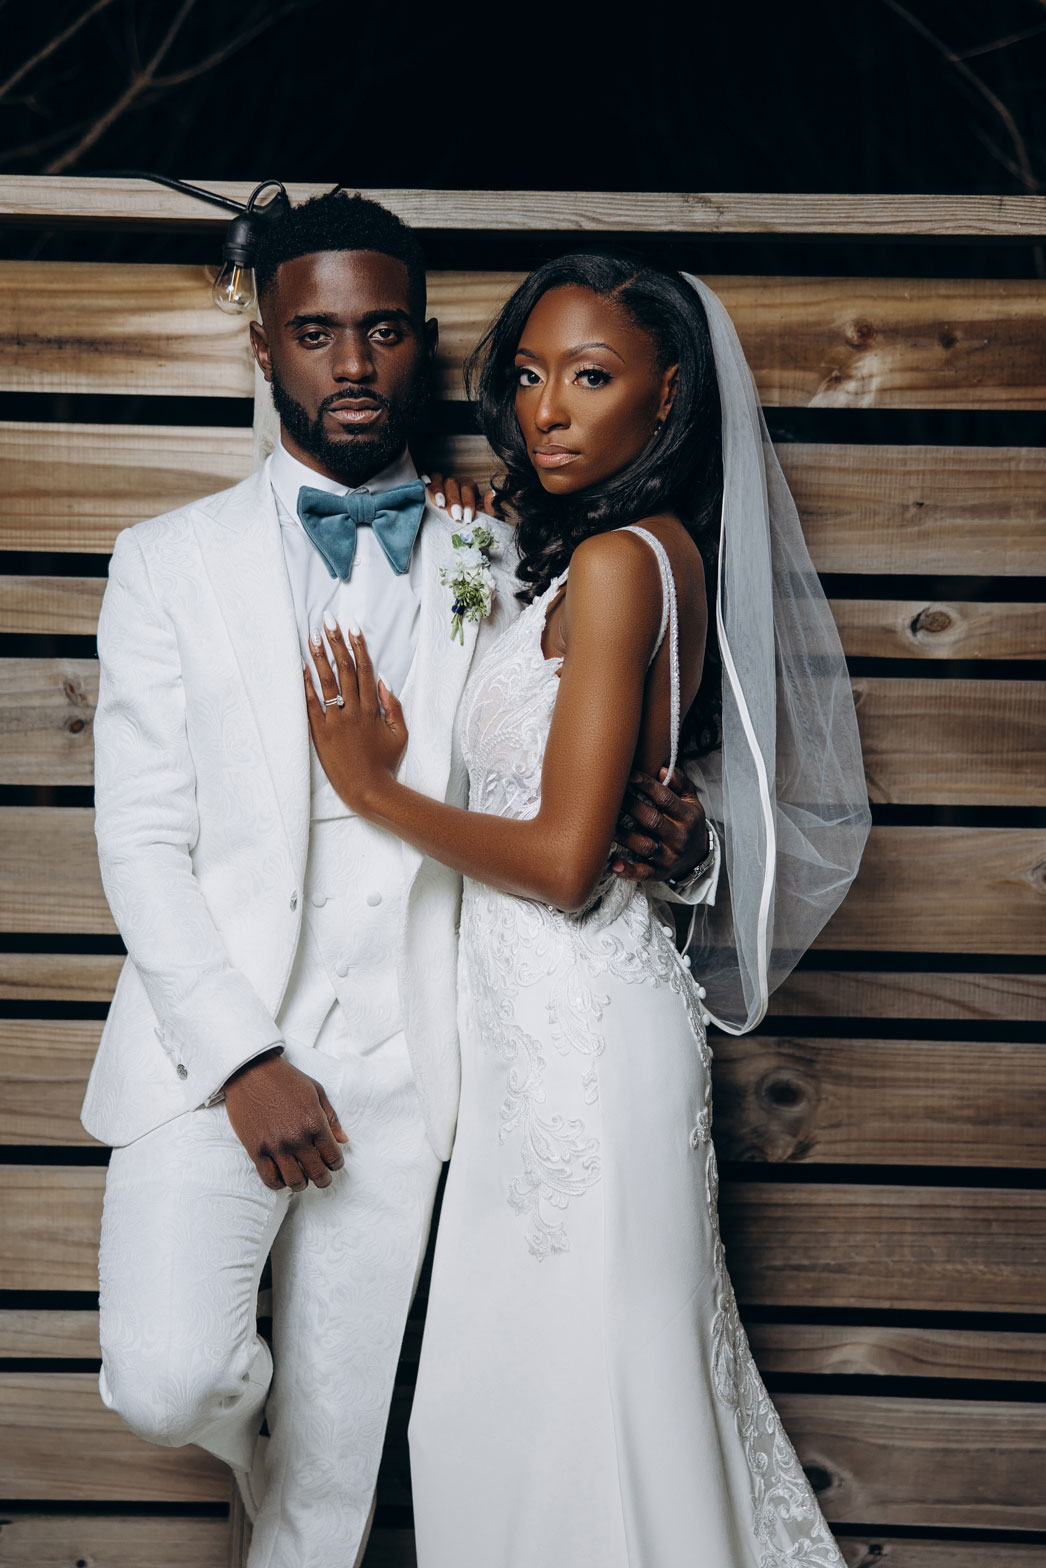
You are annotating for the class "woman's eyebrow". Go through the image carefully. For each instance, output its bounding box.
[514,341,625,363]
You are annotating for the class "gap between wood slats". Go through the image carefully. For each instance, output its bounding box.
[4,179,1045,236]
[3,957,1040,1020]
[1,266,1044,409]
[4,1168,1043,1306]
[2,1308,1043,1384]
[3,1021,1043,1168]
[2,663,1043,809]
[2,427,1044,575]
[1,814,1041,951]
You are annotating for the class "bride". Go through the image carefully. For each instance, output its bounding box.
[303,252,870,1567]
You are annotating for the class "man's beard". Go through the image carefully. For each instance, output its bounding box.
[269,369,428,487]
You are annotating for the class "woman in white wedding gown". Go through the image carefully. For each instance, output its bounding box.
[307,254,870,1567]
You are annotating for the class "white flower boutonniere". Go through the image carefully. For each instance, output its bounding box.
[439,524,498,643]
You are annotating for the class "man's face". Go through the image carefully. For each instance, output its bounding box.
[250,249,437,486]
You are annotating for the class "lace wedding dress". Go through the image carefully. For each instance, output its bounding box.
[408,528,846,1568]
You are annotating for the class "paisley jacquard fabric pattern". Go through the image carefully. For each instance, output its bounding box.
[410,541,847,1568]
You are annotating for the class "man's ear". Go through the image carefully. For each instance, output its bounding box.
[658,362,679,422]
[250,320,273,383]
[423,315,439,363]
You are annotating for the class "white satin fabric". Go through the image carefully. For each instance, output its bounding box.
[409,536,846,1568]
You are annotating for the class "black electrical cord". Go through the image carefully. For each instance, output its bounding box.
[88,172,291,219]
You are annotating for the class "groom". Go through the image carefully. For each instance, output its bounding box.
[84,191,712,1566]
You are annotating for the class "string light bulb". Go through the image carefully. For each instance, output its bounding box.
[212,184,291,316]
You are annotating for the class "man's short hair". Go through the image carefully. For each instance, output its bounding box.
[254,191,426,319]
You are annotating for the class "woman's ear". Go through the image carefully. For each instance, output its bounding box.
[658,363,679,422]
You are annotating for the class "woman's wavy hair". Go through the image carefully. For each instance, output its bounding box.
[466,250,724,755]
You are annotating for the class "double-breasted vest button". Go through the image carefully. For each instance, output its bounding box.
[365,890,382,907]
[335,959,350,978]
[310,891,327,908]
[290,891,299,911]
[176,1063,188,1079]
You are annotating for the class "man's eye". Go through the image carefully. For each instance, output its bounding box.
[370,326,401,342]
[299,330,328,346]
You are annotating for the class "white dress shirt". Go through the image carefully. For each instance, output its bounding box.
[269,440,425,820]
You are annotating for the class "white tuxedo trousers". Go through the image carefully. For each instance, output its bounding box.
[97,819,442,1568]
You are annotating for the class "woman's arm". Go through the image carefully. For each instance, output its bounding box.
[307,528,665,913]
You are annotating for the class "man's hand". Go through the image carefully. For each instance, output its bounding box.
[222,1049,348,1192]
[611,767,709,884]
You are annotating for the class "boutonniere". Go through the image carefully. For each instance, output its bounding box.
[439,524,498,643]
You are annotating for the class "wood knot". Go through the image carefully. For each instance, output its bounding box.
[758,1070,806,1109]
[845,320,876,348]
[66,716,87,736]
[803,1462,834,1494]
[939,329,958,350]
[62,677,87,706]
[910,605,952,639]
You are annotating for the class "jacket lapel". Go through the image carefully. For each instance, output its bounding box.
[191,462,311,877]
[398,508,481,891]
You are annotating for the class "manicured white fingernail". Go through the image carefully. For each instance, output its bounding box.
[322,609,338,632]
[434,491,445,508]
[310,626,322,647]
[463,506,473,525]
[420,473,431,484]
[347,622,360,637]
[450,503,462,522]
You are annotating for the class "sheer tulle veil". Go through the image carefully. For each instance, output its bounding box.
[682,274,871,1033]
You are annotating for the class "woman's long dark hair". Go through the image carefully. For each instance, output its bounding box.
[466,251,724,756]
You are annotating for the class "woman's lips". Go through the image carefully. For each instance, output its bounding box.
[532,447,580,469]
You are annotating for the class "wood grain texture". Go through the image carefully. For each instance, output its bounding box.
[0,951,124,1002]
[6,1168,1042,1308]
[836,1543,1046,1568]
[0,1019,102,1145]
[720,1184,1046,1312]
[777,1394,1046,1529]
[712,1036,1046,1166]
[0,658,97,784]
[3,1309,1041,1384]
[770,968,1046,1021]
[852,679,1043,806]
[5,667,1043,803]
[3,813,1041,950]
[3,178,1045,236]
[0,1511,230,1567]
[0,1373,227,1501]
[814,826,1046,955]
[0,578,105,637]
[832,600,1046,660]
[4,426,1044,575]
[745,1323,1046,1382]
[3,265,1044,408]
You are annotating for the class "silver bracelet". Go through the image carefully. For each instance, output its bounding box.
[667,823,717,891]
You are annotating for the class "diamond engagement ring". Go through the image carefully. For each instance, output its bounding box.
[325,695,345,709]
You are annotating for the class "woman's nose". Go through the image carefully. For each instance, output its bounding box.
[535,386,567,432]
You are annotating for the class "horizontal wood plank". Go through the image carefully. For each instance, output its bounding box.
[0,951,123,1003]
[0,1511,229,1567]
[3,813,1042,951]
[0,578,105,637]
[720,1183,1046,1312]
[777,1394,1046,1529]
[4,1308,1042,1385]
[833,600,1046,660]
[6,662,1043,808]
[0,1019,101,1144]
[3,178,1045,236]
[712,1036,1046,1166]
[770,968,1046,1021]
[6,1168,1042,1309]
[0,1373,227,1500]
[837,1543,1046,1568]
[3,426,1044,575]
[3,265,1044,408]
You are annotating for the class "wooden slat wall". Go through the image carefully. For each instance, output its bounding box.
[1,181,1044,1568]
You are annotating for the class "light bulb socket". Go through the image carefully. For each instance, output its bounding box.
[219,187,291,268]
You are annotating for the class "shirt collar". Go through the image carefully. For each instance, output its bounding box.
[269,438,419,521]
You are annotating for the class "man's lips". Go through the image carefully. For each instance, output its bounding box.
[325,399,385,427]
[532,445,580,470]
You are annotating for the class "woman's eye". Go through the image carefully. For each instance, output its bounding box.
[516,367,542,387]
[576,367,611,388]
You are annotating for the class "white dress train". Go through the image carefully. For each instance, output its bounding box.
[408,528,845,1568]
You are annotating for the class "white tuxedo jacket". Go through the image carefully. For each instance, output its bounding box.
[82,460,519,1158]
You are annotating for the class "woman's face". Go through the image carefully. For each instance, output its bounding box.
[513,284,677,495]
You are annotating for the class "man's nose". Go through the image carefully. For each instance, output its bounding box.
[332,332,375,382]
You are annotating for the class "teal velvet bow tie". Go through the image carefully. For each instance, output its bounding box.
[296,481,426,578]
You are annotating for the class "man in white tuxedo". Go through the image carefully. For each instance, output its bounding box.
[85,191,713,1567]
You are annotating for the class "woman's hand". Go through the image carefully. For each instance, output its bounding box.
[304,618,408,813]
[425,470,498,522]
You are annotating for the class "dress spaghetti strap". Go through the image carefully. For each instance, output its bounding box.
[622,524,681,783]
